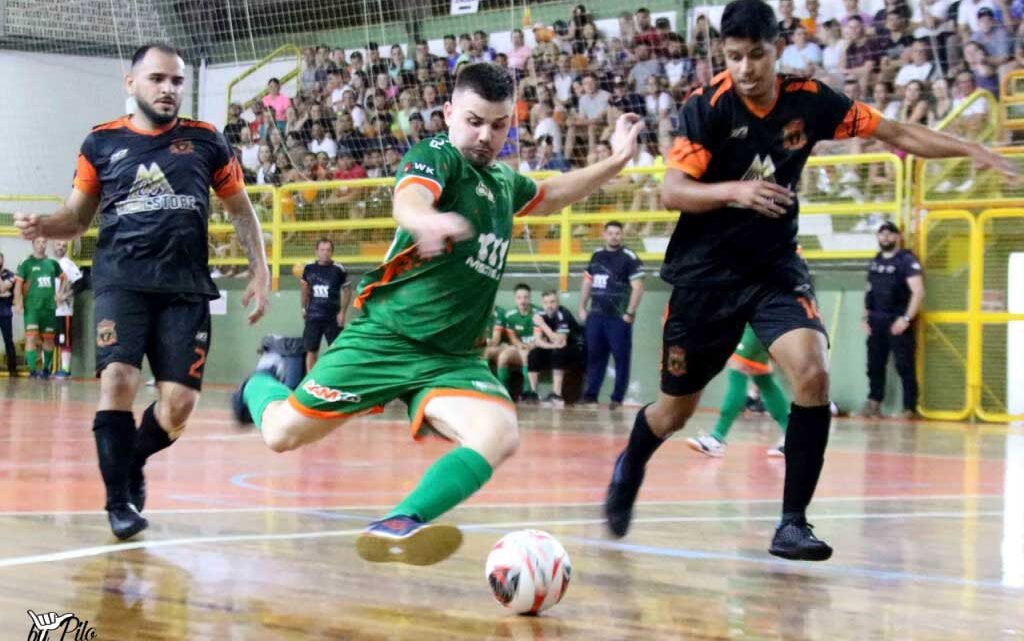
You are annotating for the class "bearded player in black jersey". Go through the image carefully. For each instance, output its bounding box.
[15,44,271,540]
[604,0,1016,561]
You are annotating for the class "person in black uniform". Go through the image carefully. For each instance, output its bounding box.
[14,44,271,540]
[0,252,16,377]
[861,222,924,419]
[602,0,1015,562]
[578,221,645,409]
[528,290,585,406]
[301,238,351,371]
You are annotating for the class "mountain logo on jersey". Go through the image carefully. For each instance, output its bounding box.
[782,119,808,150]
[115,163,197,216]
[740,155,776,183]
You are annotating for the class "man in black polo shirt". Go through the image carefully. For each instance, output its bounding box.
[301,238,350,371]
[578,221,645,409]
[528,290,585,407]
[861,222,924,419]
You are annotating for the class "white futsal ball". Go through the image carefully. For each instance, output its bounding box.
[485,529,572,615]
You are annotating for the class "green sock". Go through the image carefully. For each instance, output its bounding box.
[242,372,291,428]
[521,365,533,392]
[26,350,37,372]
[387,447,493,522]
[43,350,53,373]
[711,369,749,443]
[755,373,790,432]
[497,366,510,389]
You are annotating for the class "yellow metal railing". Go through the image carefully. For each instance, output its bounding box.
[1000,70,1024,132]
[225,44,302,118]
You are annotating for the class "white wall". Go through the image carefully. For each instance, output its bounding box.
[0,51,193,199]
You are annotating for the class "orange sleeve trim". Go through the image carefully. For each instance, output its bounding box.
[178,119,218,132]
[212,157,246,198]
[834,101,882,140]
[91,116,131,133]
[410,388,516,441]
[666,137,711,179]
[514,184,546,217]
[286,394,385,420]
[709,73,733,107]
[73,153,101,196]
[784,79,819,93]
[728,354,773,375]
[353,244,420,309]
[395,175,442,203]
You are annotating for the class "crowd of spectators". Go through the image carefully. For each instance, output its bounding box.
[221,1,1021,193]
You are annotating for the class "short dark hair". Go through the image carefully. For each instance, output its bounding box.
[367,42,378,51]
[444,34,456,41]
[514,283,531,293]
[542,290,558,298]
[721,0,780,42]
[636,7,650,14]
[131,43,182,67]
[454,63,515,102]
[316,238,334,250]
[604,220,624,230]
[268,77,280,85]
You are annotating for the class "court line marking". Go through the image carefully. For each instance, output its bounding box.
[0,493,1002,517]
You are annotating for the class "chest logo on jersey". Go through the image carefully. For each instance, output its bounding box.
[739,154,777,183]
[475,182,496,204]
[110,148,128,164]
[782,119,808,151]
[729,126,748,139]
[115,163,197,216]
[403,162,435,176]
[170,139,194,155]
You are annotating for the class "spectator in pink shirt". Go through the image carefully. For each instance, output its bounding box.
[262,78,291,123]
[507,29,532,71]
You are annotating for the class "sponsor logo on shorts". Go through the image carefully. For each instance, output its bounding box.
[96,319,117,348]
[195,331,209,344]
[666,345,687,377]
[302,379,361,403]
[471,380,506,395]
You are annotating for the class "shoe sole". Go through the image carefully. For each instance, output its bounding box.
[685,438,724,458]
[355,523,463,566]
[766,449,785,458]
[112,517,149,541]
[768,546,833,562]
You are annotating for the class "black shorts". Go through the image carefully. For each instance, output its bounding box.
[661,281,826,396]
[303,317,342,353]
[94,289,211,391]
[527,343,583,373]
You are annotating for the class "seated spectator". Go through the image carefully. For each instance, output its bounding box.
[571,74,611,156]
[778,0,801,44]
[536,135,571,172]
[339,89,367,130]
[642,76,672,128]
[405,112,428,146]
[333,149,366,180]
[780,25,823,75]
[962,41,1001,94]
[258,106,285,142]
[610,75,645,116]
[950,70,989,135]
[472,30,498,62]
[654,17,673,56]
[275,151,299,183]
[362,149,385,178]
[898,80,933,124]
[299,151,327,181]
[285,105,308,140]
[388,44,414,79]
[299,48,318,93]
[366,43,389,78]
[663,35,693,88]
[894,39,937,86]
[533,102,564,155]
[871,80,902,119]
[931,77,954,123]
[382,146,403,177]
[840,0,875,30]
[819,20,846,84]
[553,54,576,105]
[518,140,543,172]
[285,131,308,158]
[972,7,1012,64]
[255,145,279,186]
[265,126,286,155]
[419,84,443,123]
[690,14,719,58]
[617,11,636,44]
[872,0,909,36]
[309,123,337,159]
[238,126,260,172]
[627,43,662,92]
[429,111,447,134]
[334,112,371,162]
[605,37,633,78]
[801,0,822,40]
[877,9,915,79]
[246,101,267,139]
[223,102,247,145]
[508,29,532,71]
[262,78,291,123]
[443,34,459,72]
[958,0,999,40]
[527,290,585,407]
[843,16,879,93]
[315,151,332,178]
[633,7,661,50]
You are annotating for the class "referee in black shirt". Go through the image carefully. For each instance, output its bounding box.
[862,222,924,419]
[301,238,351,372]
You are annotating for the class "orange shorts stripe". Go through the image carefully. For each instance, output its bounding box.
[729,354,773,375]
[410,389,516,441]
[286,394,385,420]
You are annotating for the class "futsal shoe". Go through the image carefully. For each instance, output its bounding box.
[686,433,726,458]
[107,503,148,540]
[355,516,463,566]
[769,517,833,561]
[127,463,146,513]
[604,451,643,538]
[53,371,71,380]
[766,438,785,457]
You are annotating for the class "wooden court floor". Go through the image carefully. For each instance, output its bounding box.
[0,379,1022,640]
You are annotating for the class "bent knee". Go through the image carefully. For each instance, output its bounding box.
[264,428,302,453]
[790,363,830,401]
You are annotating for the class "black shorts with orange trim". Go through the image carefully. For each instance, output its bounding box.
[94,289,211,391]
[660,281,826,396]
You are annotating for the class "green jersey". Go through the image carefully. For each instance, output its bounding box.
[354,135,542,355]
[503,305,543,344]
[488,305,507,337]
[16,256,62,310]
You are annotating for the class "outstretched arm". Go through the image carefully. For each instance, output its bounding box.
[871,118,1017,177]
[221,190,271,324]
[13,189,99,241]
[528,114,645,217]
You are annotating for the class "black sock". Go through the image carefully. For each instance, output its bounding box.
[93,410,136,509]
[782,403,832,522]
[132,402,173,468]
[618,404,665,481]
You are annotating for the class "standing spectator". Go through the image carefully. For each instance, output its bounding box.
[862,222,924,419]
[627,44,663,92]
[309,123,338,159]
[780,25,823,74]
[301,238,350,371]
[578,221,645,409]
[839,0,875,28]
[53,240,82,380]
[261,78,291,124]
[14,238,63,379]
[299,48,318,92]
[507,29,532,72]
[0,252,16,377]
[528,291,585,406]
[778,0,802,44]
[238,126,260,172]
[801,0,823,40]
[894,39,937,86]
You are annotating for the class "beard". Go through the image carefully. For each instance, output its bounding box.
[463,146,495,168]
[879,240,898,252]
[136,96,179,126]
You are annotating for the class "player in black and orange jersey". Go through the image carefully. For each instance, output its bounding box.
[15,44,271,540]
[604,0,1016,561]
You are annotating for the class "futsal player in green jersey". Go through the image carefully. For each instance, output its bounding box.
[496,283,542,401]
[686,324,789,458]
[13,238,64,379]
[234,63,643,566]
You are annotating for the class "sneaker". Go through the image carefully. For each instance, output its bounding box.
[38,370,50,381]
[769,517,833,561]
[230,377,254,426]
[27,371,40,380]
[745,395,766,413]
[107,503,149,541]
[355,516,463,566]
[53,371,71,380]
[901,409,919,420]
[128,462,146,513]
[520,391,540,404]
[543,392,565,408]
[604,452,644,538]
[766,437,785,457]
[686,433,726,458]
[859,400,882,419]
[608,401,622,411]
[579,397,600,408]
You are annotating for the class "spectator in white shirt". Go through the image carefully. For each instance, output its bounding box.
[309,123,338,159]
[238,126,260,172]
[663,36,693,88]
[893,39,936,86]
[779,25,823,75]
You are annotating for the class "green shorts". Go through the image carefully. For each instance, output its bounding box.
[729,325,773,375]
[289,317,512,438]
[24,306,57,337]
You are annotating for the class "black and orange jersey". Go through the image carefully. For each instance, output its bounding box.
[663,72,881,287]
[74,116,245,299]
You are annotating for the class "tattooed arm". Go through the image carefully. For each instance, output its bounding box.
[221,190,271,324]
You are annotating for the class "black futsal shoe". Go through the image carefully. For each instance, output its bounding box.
[604,451,644,538]
[107,503,148,540]
[230,376,254,426]
[127,463,146,513]
[769,517,833,561]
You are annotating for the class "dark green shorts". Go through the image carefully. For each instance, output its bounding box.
[24,306,57,337]
[289,317,512,438]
